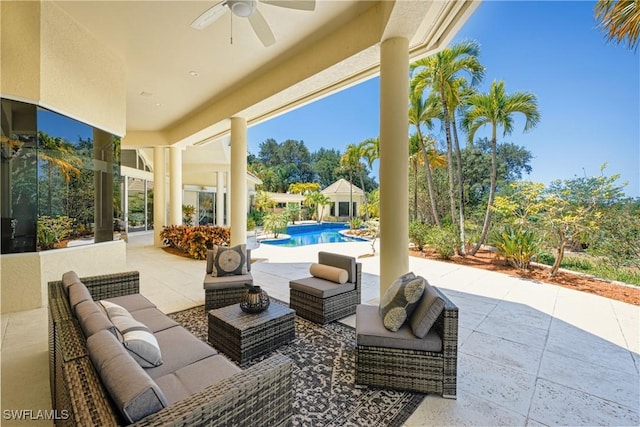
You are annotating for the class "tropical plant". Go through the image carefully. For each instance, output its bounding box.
[348,217,364,230]
[594,0,640,51]
[358,137,379,220]
[288,182,320,194]
[359,188,380,219]
[263,213,289,238]
[491,226,541,271]
[37,215,75,250]
[182,204,196,226]
[409,220,430,251]
[160,225,230,259]
[254,190,276,212]
[286,203,301,224]
[463,79,540,256]
[305,191,331,223]
[426,224,457,260]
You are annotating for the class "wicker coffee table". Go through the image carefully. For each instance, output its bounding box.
[208,303,295,366]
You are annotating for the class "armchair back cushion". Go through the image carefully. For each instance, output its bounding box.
[409,280,446,338]
[379,273,425,332]
[87,329,168,424]
[207,246,252,275]
[318,251,356,283]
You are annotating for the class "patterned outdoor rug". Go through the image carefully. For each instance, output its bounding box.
[168,302,426,427]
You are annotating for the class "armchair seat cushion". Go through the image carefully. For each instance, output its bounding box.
[356,305,441,352]
[203,273,253,290]
[289,276,355,298]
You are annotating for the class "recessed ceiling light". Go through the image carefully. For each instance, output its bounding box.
[140,91,153,97]
[155,103,163,107]
[189,71,200,77]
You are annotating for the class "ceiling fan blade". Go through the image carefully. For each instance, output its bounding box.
[260,0,315,11]
[248,9,276,47]
[191,2,228,30]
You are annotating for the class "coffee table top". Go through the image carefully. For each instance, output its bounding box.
[209,302,294,331]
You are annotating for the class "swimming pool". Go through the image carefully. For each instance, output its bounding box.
[261,223,367,247]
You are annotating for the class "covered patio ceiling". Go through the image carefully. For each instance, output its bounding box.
[54,0,479,149]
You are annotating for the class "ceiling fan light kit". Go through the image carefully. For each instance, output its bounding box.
[191,0,316,47]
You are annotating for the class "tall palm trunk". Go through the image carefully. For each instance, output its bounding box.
[417,131,440,226]
[451,117,466,255]
[358,170,368,221]
[440,89,458,242]
[348,171,353,220]
[412,159,418,221]
[470,125,498,255]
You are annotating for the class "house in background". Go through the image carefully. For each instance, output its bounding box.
[321,178,365,220]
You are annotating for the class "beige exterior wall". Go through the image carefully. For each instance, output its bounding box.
[1,240,126,314]
[0,2,126,136]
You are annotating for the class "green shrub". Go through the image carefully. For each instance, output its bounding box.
[37,216,75,250]
[491,227,541,271]
[248,209,265,227]
[247,217,256,231]
[286,203,301,224]
[348,217,364,230]
[263,213,289,238]
[426,225,456,260]
[182,204,195,226]
[409,221,430,251]
[160,225,230,259]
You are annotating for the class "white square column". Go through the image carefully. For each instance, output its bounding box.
[379,37,410,297]
[169,146,183,226]
[230,117,247,246]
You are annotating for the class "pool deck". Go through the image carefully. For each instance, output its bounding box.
[2,231,638,426]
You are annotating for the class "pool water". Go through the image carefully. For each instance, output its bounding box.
[261,223,366,247]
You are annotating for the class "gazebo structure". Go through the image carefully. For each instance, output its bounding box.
[320,178,365,220]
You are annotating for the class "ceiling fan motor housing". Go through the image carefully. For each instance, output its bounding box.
[227,0,257,17]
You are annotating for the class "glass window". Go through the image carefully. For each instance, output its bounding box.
[0,99,120,253]
[338,201,350,217]
[199,192,214,225]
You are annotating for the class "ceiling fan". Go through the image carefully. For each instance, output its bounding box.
[191,0,316,47]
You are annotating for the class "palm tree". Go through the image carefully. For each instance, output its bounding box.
[463,79,540,255]
[358,137,379,221]
[411,40,485,255]
[408,92,441,225]
[305,191,330,222]
[595,0,640,51]
[38,132,82,216]
[340,144,361,220]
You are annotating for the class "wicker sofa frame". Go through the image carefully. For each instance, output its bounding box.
[355,286,459,398]
[48,271,294,426]
[289,257,362,325]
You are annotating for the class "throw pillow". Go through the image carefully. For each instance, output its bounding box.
[379,272,426,332]
[100,300,163,368]
[210,244,247,277]
[309,263,349,284]
[409,279,446,338]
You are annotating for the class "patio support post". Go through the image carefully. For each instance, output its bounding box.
[169,146,183,225]
[153,147,166,247]
[226,172,231,228]
[379,36,410,297]
[230,117,247,246]
[216,170,225,226]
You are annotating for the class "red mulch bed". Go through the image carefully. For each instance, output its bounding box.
[410,248,640,306]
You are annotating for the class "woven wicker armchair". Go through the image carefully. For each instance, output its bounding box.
[204,248,253,310]
[289,252,362,324]
[355,286,459,398]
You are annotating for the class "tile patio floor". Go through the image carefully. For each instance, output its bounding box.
[1,231,638,426]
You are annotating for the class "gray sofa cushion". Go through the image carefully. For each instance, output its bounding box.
[409,281,446,339]
[318,252,356,283]
[131,307,179,333]
[101,301,163,368]
[289,276,356,298]
[75,300,115,337]
[68,282,93,315]
[155,355,241,404]
[379,273,425,332]
[61,271,82,295]
[203,273,253,290]
[87,329,168,424]
[105,294,156,313]
[209,244,248,277]
[356,305,442,352]
[144,326,218,379]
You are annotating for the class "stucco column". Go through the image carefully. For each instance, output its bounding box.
[230,117,247,246]
[93,129,114,243]
[169,146,183,225]
[379,37,409,297]
[226,172,231,227]
[216,170,225,226]
[153,147,166,247]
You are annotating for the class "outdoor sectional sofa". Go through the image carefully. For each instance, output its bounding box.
[48,270,293,426]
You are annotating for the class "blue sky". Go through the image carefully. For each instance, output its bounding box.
[248,1,639,197]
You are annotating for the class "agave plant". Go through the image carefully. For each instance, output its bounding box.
[491,226,541,271]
